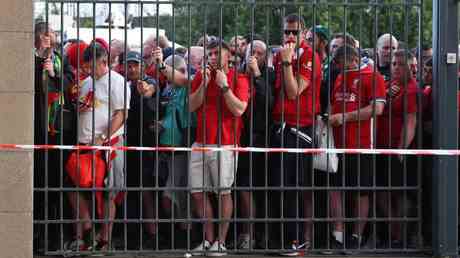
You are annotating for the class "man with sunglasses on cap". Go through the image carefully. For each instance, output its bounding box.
[188,39,250,256]
[270,13,322,256]
[305,25,330,74]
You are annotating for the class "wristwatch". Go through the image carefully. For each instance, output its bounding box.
[221,83,230,94]
[158,62,166,71]
[100,134,108,143]
[282,61,292,67]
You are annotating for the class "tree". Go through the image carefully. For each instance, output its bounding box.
[160,0,430,49]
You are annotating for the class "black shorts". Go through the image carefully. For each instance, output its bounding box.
[140,151,168,188]
[236,133,269,188]
[268,124,314,188]
[376,154,418,187]
[236,151,268,188]
[328,154,374,188]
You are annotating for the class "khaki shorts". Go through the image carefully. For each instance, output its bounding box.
[189,143,238,194]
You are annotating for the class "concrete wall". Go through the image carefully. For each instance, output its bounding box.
[0,0,34,258]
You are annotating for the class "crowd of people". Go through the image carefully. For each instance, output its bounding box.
[34,12,441,256]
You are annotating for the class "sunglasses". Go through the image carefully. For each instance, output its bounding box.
[284,29,300,36]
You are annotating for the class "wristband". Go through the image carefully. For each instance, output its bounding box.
[158,62,166,71]
[282,61,292,67]
[221,83,230,94]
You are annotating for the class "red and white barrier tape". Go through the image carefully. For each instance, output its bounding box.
[0,143,459,156]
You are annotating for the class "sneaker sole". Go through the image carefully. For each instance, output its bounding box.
[207,252,227,257]
[320,250,333,255]
[342,249,358,255]
[280,252,300,256]
[191,252,205,256]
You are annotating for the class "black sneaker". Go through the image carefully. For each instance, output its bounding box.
[142,236,157,250]
[321,237,345,255]
[343,236,361,255]
[390,239,403,250]
[407,234,422,249]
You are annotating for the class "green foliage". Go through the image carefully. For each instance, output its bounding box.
[127,0,433,49]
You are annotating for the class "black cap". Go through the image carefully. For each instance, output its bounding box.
[83,42,108,63]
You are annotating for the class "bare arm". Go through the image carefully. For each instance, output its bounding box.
[279,44,309,100]
[215,69,248,116]
[108,109,128,136]
[160,65,189,86]
[343,101,385,122]
[398,112,417,149]
[152,46,189,86]
[222,90,248,117]
[283,65,309,100]
[330,101,385,126]
[189,81,206,112]
[96,109,128,145]
[189,69,211,112]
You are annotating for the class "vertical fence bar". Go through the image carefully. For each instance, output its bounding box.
[415,0,424,251]
[123,1,129,252]
[59,2,65,252]
[249,0,255,250]
[263,4,270,251]
[431,0,458,257]
[186,0,192,251]
[154,0,160,251]
[44,1,50,253]
[139,1,144,252]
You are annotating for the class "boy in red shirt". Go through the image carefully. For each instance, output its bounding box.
[328,45,386,253]
[270,13,322,256]
[188,40,250,256]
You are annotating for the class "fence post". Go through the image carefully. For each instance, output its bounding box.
[432,0,458,257]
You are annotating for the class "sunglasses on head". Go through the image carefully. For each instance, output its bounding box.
[284,29,300,36]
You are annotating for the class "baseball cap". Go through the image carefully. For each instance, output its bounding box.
[125,51,142,63]
[312,25,330,42]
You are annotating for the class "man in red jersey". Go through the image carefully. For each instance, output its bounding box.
[376,50,418,249]
[269,13,322,256]
[328,45,386,253]
[188,39,249,256]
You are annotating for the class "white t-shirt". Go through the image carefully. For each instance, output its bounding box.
[78,70,131,144]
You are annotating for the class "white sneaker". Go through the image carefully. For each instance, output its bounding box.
[191,240,211,256]
[208,241,227,257]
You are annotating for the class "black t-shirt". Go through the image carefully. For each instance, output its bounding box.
[378,64,391,82]
[126,76,159,145]
[241,65,276,146]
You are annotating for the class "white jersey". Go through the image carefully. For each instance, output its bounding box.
[78,70,131,144]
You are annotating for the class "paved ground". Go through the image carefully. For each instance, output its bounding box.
[35,253,430,258]
[34,257,427,258]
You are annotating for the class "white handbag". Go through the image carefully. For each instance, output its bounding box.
[313,118,338,173]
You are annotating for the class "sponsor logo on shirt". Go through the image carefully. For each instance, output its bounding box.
[334,92,357,102]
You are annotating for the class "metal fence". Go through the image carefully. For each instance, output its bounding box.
[32,0,458,256]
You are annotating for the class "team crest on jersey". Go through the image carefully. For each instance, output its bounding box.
[303,61,312,71]
[335,92,357,102]
[351,78,360,90]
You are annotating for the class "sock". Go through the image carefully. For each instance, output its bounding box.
[333,231,344,243]
[352,234,362,243]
